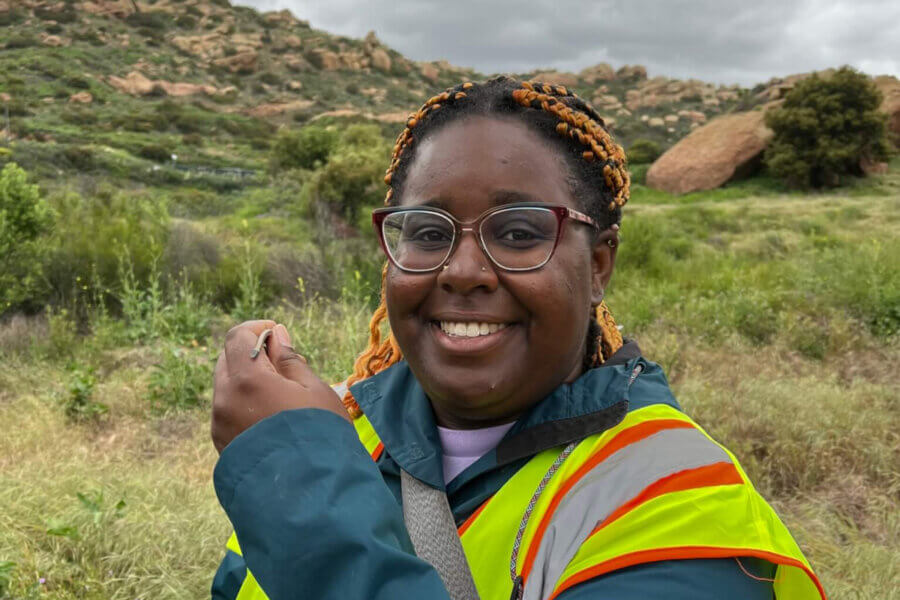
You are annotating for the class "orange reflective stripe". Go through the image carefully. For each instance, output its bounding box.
[370,441,384,462]
[594,461,743,532]
[549,546,827,600]
[520,418,695,582]
[458,495,492,537]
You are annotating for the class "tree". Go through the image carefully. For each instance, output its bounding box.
[269,125,338,173]
[764,66,891,189]
[0,163,53,312]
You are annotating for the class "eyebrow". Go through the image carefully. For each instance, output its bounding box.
[418,189,542,210]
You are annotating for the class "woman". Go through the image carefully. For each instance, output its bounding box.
[209,77,825,599]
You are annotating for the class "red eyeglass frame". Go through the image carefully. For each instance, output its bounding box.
[371,202,600,273]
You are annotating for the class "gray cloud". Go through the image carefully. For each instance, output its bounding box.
[234,0,900,86]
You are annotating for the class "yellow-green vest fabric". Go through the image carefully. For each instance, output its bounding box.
[225,404,825,600]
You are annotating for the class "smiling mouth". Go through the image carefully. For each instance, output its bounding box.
[438,321,509,338]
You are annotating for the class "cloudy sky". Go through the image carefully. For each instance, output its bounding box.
[233,0,900,86]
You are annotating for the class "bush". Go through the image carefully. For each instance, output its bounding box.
[139,143,173,163]
[64,364,107,422]
[308,144,386,221]
[627,139,662,164]
[764,66,891,189]
[125,11,171,30]
[148,346,212,413]
[5,33,38,49]
[42,190,169,311]
[0,163,53,313]
[269,125,338,172]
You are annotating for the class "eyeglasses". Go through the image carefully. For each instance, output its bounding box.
[372,202,600,273]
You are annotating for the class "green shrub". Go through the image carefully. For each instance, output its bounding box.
[764,66,891,188]
[139,143,173,163]
[627,139,662,164]
[60,145,96,171]
[5,33,38,49]
[174,14,197,28]
[269,125,338,172]
[63,364,107,422]
[125,11,171,30]
[61,107,98,125]
[43,190,169,311]
[308,144,387,221]
[148,346,212,413]
[0,163,53,313]
[259,71,282,86]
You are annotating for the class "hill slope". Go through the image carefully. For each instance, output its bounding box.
[0,0,761,185]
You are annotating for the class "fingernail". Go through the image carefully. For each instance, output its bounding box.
[274,324,290,345]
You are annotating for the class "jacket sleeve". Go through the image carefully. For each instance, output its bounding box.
[212,408,451,600]
[555,557,776,600]
[210,549,248,600]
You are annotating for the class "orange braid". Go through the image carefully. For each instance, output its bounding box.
[342,79,628,419]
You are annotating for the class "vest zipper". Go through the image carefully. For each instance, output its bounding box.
[508,361,644,599]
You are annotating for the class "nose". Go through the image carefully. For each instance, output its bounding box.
[438,228,497,295]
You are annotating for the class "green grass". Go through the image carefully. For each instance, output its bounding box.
[2,170,898,598]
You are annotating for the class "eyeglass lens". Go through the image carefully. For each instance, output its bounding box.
[381,207,560,271]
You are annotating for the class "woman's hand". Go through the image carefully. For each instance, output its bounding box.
[211,320,350,454]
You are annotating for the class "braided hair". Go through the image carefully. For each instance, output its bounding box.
[342,76,630,418]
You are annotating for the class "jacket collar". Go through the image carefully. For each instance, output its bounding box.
[350,341,659,489]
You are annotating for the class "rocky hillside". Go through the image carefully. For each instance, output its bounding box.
[2,0,888,188]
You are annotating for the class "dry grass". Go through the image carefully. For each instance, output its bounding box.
[1,184,898,599]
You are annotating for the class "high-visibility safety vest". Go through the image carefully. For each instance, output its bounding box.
[224,402,826,600]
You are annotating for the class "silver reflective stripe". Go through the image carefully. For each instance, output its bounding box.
[331,380,348,398]
[522,427,733,600]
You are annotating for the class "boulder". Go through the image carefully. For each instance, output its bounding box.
[246,99,314,118]
[647,111,773,194]
[616,64,647,82]
[308,49,340,71]
[41,34,67,47]
[68,91,93,103]
[212,50,258,73]
[873,75,900,138]
[263,9,295,26]
[420,62,440,83]
[664,114,679,124]
[284,54,312,72]
[648,117,665,128]
[0,93,11,103]
[107,71,155,95]
[107,71,219,97]
[370,48,392,72]
[860,156,888,175]
[288,80,303,91]
[284,35,302,50]
[531,70,580,88]
[579,63,616,83]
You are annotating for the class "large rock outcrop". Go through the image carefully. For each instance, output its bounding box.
[873,75,900,138]
[646,111,773,194]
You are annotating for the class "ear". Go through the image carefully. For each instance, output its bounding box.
[590,227,618,306]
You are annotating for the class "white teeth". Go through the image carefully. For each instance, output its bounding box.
[439,321,508,338]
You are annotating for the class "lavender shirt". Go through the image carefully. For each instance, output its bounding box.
[437,421,516,484]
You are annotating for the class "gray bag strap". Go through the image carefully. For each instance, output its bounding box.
[401,469,481,600]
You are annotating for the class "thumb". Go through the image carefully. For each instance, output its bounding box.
[269,324,313,384]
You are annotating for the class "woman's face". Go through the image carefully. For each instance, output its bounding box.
[386,116,616,429]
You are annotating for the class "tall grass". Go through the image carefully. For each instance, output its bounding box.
[0,183,897,599]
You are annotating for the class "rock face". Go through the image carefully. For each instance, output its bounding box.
[616,65,647,82]
[531,70,580,87]
[420,62,440,83]
[107,71,219,97]
[646,111,773,194]
[579,63,615,83]
[212,50,258,73]
[69,91,93,103]
[873,75,900,138]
